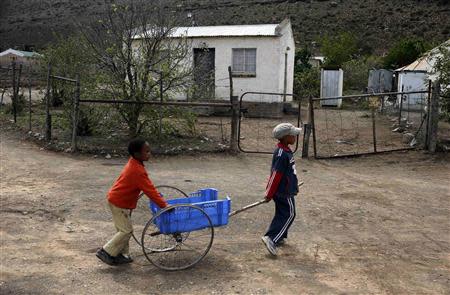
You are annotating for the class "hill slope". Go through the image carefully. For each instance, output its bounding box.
[0,0,449,53]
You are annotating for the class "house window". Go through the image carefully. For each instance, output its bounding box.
[232,48,256,77]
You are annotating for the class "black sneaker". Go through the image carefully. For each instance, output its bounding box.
[96,248,117,266]
[114,254,133,264]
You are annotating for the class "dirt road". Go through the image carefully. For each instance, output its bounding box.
[1,131,449,295]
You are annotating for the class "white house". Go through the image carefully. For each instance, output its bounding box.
[133,19,295,103]
[395,40,449,108]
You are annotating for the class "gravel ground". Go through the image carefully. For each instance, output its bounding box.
[1,130,449,295]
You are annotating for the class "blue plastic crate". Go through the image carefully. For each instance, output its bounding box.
[149,188,231,234]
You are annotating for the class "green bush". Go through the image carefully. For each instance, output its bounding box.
[432,44,450,122]
[383,38,430,69]
[293,67,320,99]
[3,93,26,115]
[293,47,320,99]
[320,32,359,67]
[342,55,383,93]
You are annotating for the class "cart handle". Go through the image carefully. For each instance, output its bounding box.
[228,182,304,217]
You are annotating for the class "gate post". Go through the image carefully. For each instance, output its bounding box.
[371,108,377,153]
[45,63,52,141]
[308,96,317,158]
[11,61,16,123]
[427,81,440,153]
[302,123,311,158]
[228,66,239,153]
[71,74,80,152]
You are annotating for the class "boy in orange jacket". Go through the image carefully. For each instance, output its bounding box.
[96,139,168,265]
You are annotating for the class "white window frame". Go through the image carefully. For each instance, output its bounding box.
[232,48,257,77]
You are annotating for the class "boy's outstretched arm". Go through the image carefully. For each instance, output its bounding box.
[138,172,168,208]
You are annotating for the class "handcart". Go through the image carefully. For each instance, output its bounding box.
[137,184,302,271]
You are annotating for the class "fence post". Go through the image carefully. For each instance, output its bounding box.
[308,95,317,158]
[398,85,404,126]
[424,80,432,148]
[45,63,52,141]
[427,81,440,153]
[12,61,16,123]
[28,75,32,132]
[301,123,311,158]
[71,74,80,152]
[371,108,377,152]
[228,66,238,153]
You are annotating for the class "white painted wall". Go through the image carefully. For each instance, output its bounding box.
[320,69,343,107]
[397,71,428,109]
[188,36,291,102]
[132,23,295,103]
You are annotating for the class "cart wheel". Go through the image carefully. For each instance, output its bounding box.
[132,185,188,246]
[141,204,214,271]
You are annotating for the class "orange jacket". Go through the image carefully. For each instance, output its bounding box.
[107,157,168,209]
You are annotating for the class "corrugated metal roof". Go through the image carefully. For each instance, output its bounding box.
[0,48,41,58]
[134,23,281,39]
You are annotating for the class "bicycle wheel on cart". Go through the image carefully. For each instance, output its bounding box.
[132,185,189,246]
[141,204,214,271]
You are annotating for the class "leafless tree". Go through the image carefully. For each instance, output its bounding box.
[81,0,194,137]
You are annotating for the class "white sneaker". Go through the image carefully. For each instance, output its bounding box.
[261,236,277,256]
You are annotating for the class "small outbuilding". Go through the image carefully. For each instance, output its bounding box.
[0,48,42,69]
[395,40,449,109]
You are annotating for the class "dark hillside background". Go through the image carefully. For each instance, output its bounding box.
[0,0,449,53]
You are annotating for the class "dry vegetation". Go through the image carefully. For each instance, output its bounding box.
[1,0,449,53]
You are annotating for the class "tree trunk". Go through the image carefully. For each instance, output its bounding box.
[127,105,141,138]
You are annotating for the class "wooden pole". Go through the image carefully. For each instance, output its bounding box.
[425,80,432,149]
[372,108,377,152]
[45,63,52,141]
[398,85,404,126]
[12,61,16,123]
[71,74,80,152]
[301,123,311,158]
[308,95,317,158]
[16,64,23,122]
[228,66,238,153]
[427,81,440,153]
[28,75,32,132]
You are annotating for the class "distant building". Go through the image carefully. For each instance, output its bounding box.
[395,40,449,109]
[132,19,295,103]
[367,69,393,93]
[0,48,42,69]
[308,56,324,68]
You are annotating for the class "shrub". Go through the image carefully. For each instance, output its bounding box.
[432,44,450,122]
[320,32,359,67]
[342,55,383,93]
[383,38,430,69]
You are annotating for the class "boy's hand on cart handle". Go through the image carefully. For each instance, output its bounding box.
[165,206,175,213]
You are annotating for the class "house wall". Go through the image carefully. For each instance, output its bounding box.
[132,32,296,103]
[188,36,285,102]
[277,20,295,101]
[0,54,39,69]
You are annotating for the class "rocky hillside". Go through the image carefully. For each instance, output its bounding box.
[0,0,449,53]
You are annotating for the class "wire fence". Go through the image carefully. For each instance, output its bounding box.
[237,92,304,154]
[309,90,431,158]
